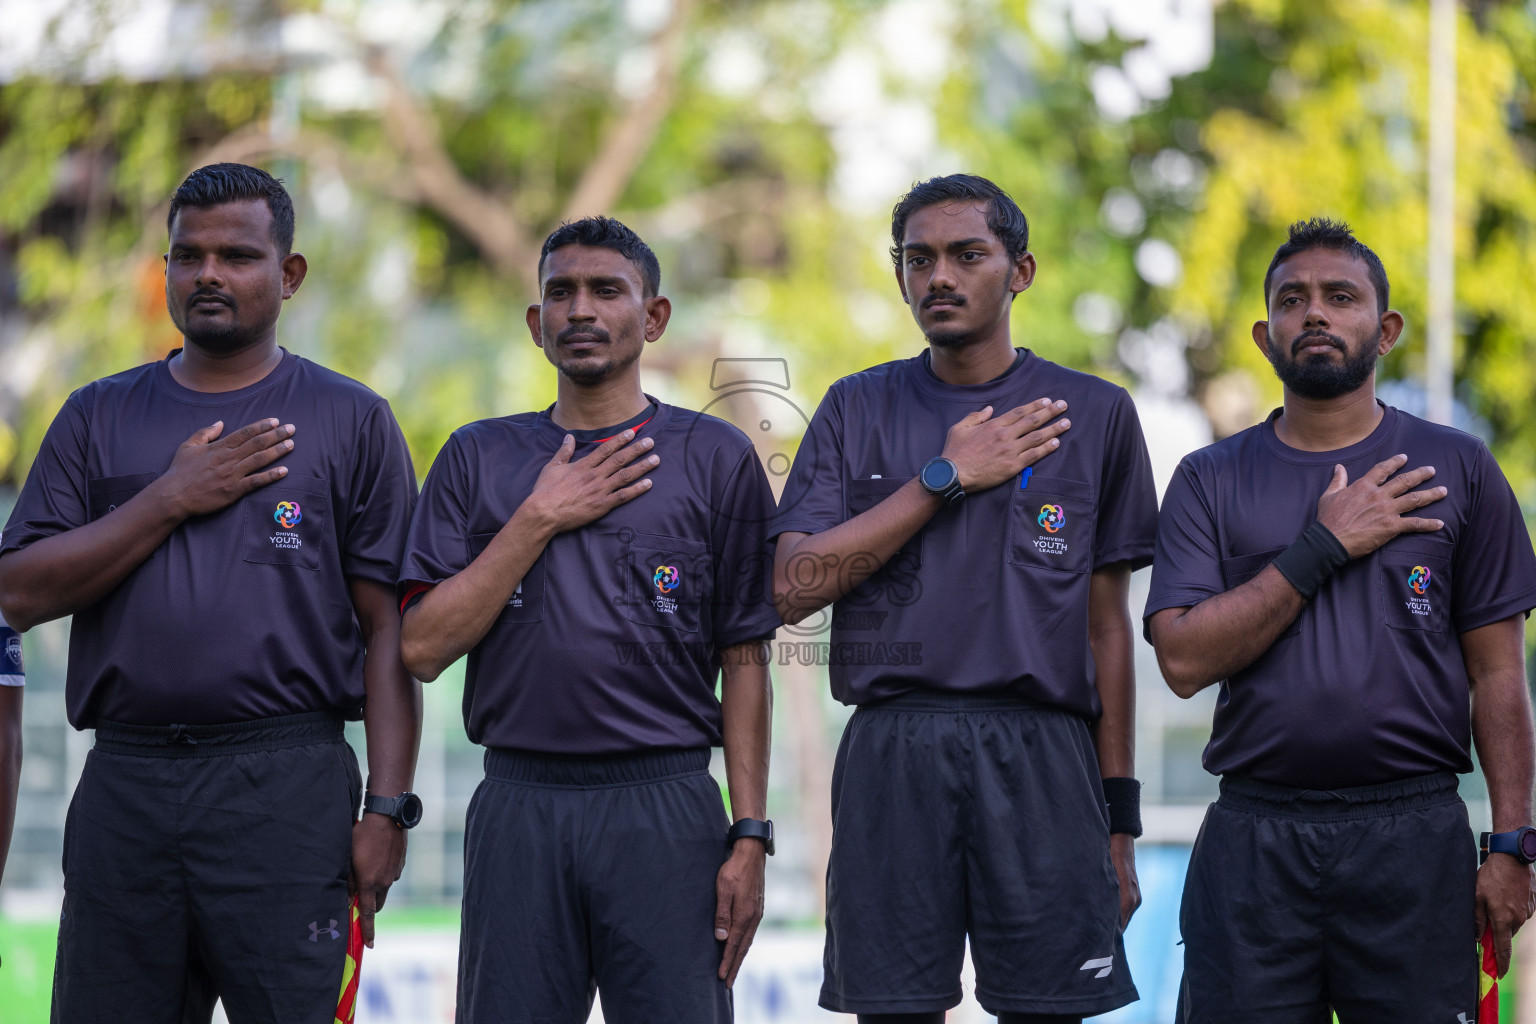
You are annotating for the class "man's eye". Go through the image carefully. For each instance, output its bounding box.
[960,251,981,261]
[1333,294,1351,302]
[907,256,929,267]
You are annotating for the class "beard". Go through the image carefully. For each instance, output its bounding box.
[550,325,640,384]
[169,292,268,355]
[1267,328,1380,400]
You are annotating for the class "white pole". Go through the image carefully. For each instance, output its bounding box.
[1426,0,1456,425]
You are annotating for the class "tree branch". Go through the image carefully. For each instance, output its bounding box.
[559,0,699,222]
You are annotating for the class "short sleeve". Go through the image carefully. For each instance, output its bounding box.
[1,392,92,556]
[709,445,783,646]
[398,431,473,594]
[1143,457,1225,640]
[767,384,847,539]
[1093,390,1158,570]
[340,400,419,586]
[1451,443,1536,633]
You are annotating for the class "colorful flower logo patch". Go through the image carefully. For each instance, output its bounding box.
[274,501,303,529]
[1037,504,1066,534]
[653,565,681,594]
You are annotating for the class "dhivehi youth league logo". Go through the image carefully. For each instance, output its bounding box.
[274,501,303,529]
[653,565,681,594]
[1037,504,1066,534]
[1408,565,1432,595]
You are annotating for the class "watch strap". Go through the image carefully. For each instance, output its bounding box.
[1483,827,1536,865]
[727,817,775,856]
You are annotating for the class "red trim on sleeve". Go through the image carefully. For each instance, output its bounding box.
[399,582,434,615]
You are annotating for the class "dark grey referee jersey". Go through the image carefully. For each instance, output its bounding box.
[399,399,781,754]
[769,349,1158,713]
[1,348,418,726]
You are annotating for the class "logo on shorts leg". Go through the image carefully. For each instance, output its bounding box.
[1079,955,1113,979]
[309,919,340,941]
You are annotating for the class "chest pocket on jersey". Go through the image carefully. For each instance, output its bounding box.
[1221,548,1301,639]
[623,533,711,633]
[1378,538,1452,633]
[88,473,158,520]
[467,532,546,624]
[1007,476,1095,574]
[840,477,923,609]
[241,479,329,572]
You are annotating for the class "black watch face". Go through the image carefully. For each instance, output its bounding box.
[921,459,955,491]
[1519,829,1536,862]
[398,792,424,829]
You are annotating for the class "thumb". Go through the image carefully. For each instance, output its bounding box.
[186,421,224,447]
[1324,464,1348,495]
[714,890,733,942]
[957,405,993,428]
[549,434,575,465]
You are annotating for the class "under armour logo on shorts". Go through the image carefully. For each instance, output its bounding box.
[309,919,340,941]
[1079,956,1113,979]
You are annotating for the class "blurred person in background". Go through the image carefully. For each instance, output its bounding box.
[0,163,421,1024]
[1146,218,1536,1020]
[770,173,1155,1024]
[398,216,779,1023]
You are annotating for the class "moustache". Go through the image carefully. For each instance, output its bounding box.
[922,293,966,310]
[557,326,612,346]
[1290,330,1346,357]
[187,289,233,310]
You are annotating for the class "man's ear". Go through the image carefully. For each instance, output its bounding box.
[281,252,308,299]
[644,295,672,343]
[1251,319,1272,360]
[526,304,545,348]
[1010,251,1037,296]
[894,264,910,305]
[1377,310,1405,356]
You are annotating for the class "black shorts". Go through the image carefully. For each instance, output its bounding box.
[456,747,732,1024]
[1178,772,1478,1023]
[820,691,1137,1016]
[52,713,362,1024]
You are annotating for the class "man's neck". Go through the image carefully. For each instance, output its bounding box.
[1272,380,1383,452]
[169,338,284,393]
[926,334,1017,386]
[550,375,651,432]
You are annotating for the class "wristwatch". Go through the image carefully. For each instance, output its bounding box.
[1480,826,1536,865]
[727,818,775,856]
[363,790,424,830]
[919,457,964,506]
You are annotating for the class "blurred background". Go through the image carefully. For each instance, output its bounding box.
[2,0,1535,1020]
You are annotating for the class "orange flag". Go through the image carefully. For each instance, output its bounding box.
[1479,924,1499,1024]
[334,895,365,1024]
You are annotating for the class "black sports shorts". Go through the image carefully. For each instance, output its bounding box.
[1177,772,1478,1023]
[52,712,361,1024]
[820,691,1137,1016]
[456,747,733,1024]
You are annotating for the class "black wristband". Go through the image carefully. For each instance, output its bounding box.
[1101,776,1142,837]
[1270,520,1349,600]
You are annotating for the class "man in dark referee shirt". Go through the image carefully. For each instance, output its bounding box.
[398,216,778,1023]
[1147,218,1536,1021]
[771,173,1156,1023]
[0,164,421,1024]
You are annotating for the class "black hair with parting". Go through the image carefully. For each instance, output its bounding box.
[538,216,662,297]
[1263,217,1390,314]
[167,163,295,255]
[889,173,1030,269]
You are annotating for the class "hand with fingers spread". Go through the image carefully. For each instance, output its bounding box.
[1314,453,1447,558]
[940,398,1070,493]
[153,418,296,519]
[522,429,659,535]
[714,839,766,988]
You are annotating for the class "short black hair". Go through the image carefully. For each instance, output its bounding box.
[167,163,295,255]
[538,216,661,297]
[890,173,1030,269]
[1263,217,1390,314]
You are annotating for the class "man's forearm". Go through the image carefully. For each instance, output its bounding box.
[400,506,556,681]
[1467,617,1535,832]
[719,642,772,821]
[773,480,940,623]
[0,485,183,631]
[353,579,423,797]
[1149,565,1307,697]
[1088,566,1135,779]
[0,688,21,886]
